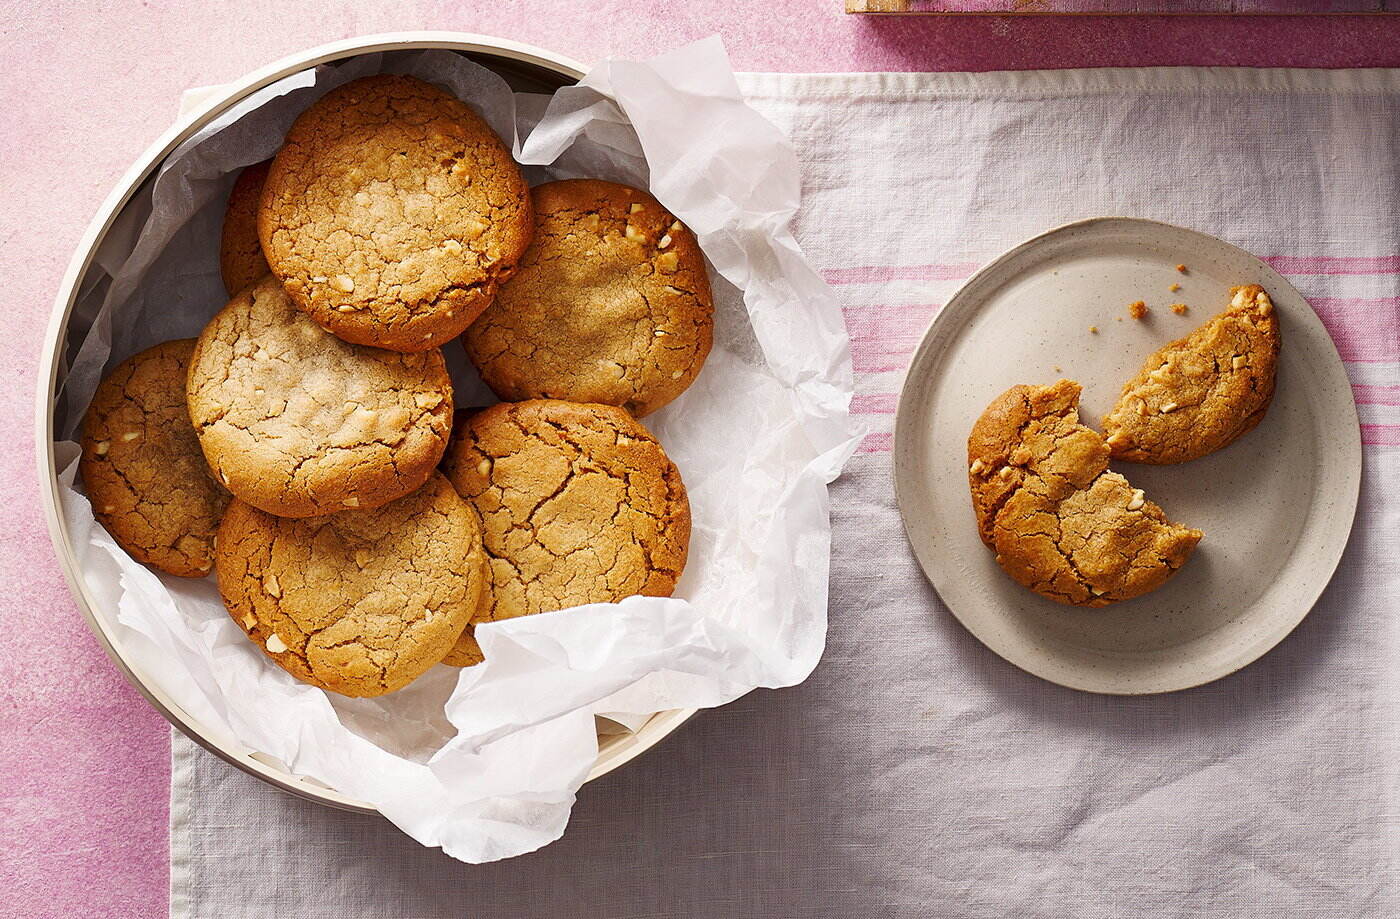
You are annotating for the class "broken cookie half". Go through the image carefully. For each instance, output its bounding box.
[1102,284,1280,464]
[968,379,1202,608]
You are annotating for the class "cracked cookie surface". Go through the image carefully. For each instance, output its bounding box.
[1103,285,1280,464]
[219,160,271,296]
[440,400,690,623]
[463,180,713,417]
[187,275,453,518]
[258,74,533,352]
[968,380,1202,607]
[216,473,486,697]
[80,339,230,578]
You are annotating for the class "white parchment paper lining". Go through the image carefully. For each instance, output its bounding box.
[52,37,856,863]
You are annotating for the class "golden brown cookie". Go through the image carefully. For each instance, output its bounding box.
[462,179,713,417]
[1103,285,1280,464]
[219,161,271,296]
[187,275,453,518]
[442,623,485,668]
[441,400,690,622]
[968,380,1202,607]
[258,74,532,352]
[79,340,230,578]
[443,488,490,668]
[216,473,486,697]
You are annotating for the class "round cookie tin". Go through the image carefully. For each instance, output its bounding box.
[35,32,696,815]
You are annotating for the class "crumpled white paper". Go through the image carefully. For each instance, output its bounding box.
[54,37,856,863]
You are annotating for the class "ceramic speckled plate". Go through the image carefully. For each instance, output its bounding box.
[893,217,1361,694]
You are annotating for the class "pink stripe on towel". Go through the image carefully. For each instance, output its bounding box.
[1361,424,1400,446]
[1308,298,1400,362]
[851,393,900,414]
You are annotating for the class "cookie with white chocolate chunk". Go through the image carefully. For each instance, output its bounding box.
[186,275,453,518]
[1102,284,1280,464]
[440,399,691,622]
[258,74,533,352]
[969,379,1202,608]
[462,179,713,418]
[80,339,230,577]
[216,473,486,697]
[219,160,271,296]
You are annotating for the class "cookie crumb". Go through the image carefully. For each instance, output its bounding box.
[1089,325,1099,334]
[1171,303,1189,315]
[1175,264,1188,273]
[1169,282,1181,293]
[1128,300,1149,320]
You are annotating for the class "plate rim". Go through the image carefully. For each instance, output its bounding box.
[892,215,1363,695]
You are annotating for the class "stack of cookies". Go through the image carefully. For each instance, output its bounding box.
[81,74,713,698]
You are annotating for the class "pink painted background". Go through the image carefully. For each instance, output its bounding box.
[3,3,1400,916]
[900,1,1392,10]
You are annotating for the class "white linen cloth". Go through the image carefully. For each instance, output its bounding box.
[172,67,1400,917]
